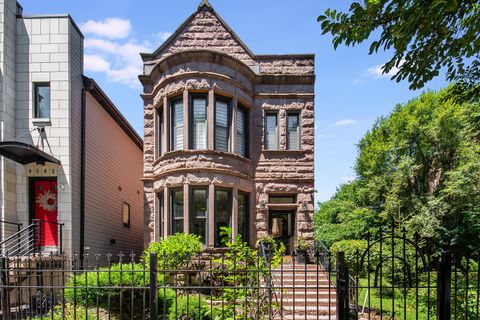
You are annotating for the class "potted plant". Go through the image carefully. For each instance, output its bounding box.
[295,236,309,263]
[256,235,275,263]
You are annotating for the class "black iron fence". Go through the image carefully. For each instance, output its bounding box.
[0,227,478,320]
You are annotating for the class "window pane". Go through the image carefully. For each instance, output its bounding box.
[122,203,130,228]
[171,189,184,234]
[35,84,50,118]
[192,97,207,149]
[287,113,300,150]
[238,192,249,243]
[215,189,231,246]
[269,195,296,204]
[265,113,278,150]
[171,99,184,151]
[215,100,230,152]
[156,108,163,157]
[156,193,164,239]
[191,188,208,244]
[236,107,247,157]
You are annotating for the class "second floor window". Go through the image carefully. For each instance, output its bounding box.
[170,98,184,151]
[236,105,248,157]
[34,83,50,118]
[190,95,208,149]
[264,112,278,150]
[287,112,300,150]
[215,98,231,152]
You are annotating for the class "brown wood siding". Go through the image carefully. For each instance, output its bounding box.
[84,92,144,255]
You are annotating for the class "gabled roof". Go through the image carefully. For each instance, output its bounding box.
[140,0,255,63]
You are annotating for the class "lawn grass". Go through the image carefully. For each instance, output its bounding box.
[355,277,436,320]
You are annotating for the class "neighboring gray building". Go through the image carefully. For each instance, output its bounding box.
[0,0,144,256]
[141,1,315,253]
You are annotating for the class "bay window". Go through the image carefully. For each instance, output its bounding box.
[215,98,231,152]
[190,95,208,149]
[236,105,248,157]
[264,112,278,150]
[214,188,232,246]
[190,187,208,244]
[238,191,249,243]
[287,112,300,150]
[170,98,184,151]
[170,188,184,234]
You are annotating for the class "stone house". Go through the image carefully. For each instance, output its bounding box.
[0,0,144,256]
[141,0,315,253]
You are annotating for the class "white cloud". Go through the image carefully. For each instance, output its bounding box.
[366,63,400,79]
[352,79,365,85]
[332,119,356,127]
[340,176,355,182]
[81,18,131,39]
[155,32,173,42]
[84,37,153,87]
[84,54,110,72]
[82,18,173,87]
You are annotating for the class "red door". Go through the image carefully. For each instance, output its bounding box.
[33,180,58,247]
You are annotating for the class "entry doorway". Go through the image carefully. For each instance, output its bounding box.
[29,178,59,250]
[269,210,294,255]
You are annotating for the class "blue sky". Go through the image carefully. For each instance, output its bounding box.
[21,0,447,204]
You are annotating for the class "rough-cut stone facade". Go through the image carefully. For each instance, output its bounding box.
[140,1,315,251]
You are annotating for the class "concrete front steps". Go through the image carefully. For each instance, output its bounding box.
[271,261,336,320]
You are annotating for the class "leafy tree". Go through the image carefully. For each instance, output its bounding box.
[315,88,480,257]
[318,0,480,101]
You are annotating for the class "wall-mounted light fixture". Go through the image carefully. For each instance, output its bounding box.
[260,200,266,210]
[302,200,308,210]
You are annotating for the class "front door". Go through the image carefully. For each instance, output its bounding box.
[269,211,294,255]
[32,179,58,248]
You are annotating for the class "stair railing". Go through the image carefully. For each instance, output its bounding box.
[0,219,64,257]
[0,223,38,257]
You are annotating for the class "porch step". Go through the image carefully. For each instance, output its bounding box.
[272,262,336,319]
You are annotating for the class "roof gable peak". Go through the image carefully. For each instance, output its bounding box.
[197,0,212,10]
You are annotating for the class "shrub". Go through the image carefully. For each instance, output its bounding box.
[143,233,203,271]
[168,295,211,320]
[33,303,117,320]
[330,239,368,271]
[157,287,176,316]
[64,262,164,318]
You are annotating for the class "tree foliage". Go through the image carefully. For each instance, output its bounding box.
[315,88,480,256]
[318,0,480,101]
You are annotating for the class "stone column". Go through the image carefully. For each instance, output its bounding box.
[183,183,190,234]
[208,184,215,246]
[164,186,169,236]
[163,96,169,152]
[207,90,214,150]
[231,187,238,240]
[183,90,189,149]
[231,97,237,155]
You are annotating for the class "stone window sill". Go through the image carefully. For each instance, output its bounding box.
[153,149,252,166]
